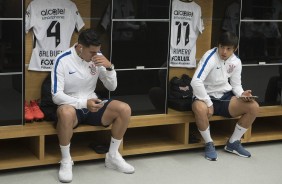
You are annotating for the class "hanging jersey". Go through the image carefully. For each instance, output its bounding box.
[222,1,240,35]
[170,0,204,68]
[25,0,85,71]
[100,0,138,41]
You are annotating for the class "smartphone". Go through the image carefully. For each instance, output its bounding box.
[97,100,108,105]
[238,96,259,100]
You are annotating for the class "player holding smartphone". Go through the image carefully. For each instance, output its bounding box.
[96,99,109,105]
[51,29,134,183]
[191,31,259,161]
[238,94,258,102]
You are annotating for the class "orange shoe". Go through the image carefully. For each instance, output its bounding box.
[25,101,34,122]
[30,100,45,121]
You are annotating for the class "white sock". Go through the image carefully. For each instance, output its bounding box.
[60,143,72,162]
[229,124,248,143]
[109,137,122,156]
[199,126,213,143]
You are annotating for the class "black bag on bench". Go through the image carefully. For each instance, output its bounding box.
[40,73,58,121]
[168,74,193,111]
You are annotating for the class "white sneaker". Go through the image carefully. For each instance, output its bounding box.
[58,160,74,183]
[105,152,135,174]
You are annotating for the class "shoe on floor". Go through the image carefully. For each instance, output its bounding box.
[205,142,218,161]
[105,152,135,174]
[58,160,74,183]
[224,140,251,158]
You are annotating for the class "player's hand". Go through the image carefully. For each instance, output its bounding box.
[87,98,104,112]
[207,105,214,118]
[92,54,111,68]
[240,90,254,102]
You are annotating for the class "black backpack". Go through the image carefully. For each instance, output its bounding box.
[169,74,193,99]
[40,73,57,121]
[168,74,193,111]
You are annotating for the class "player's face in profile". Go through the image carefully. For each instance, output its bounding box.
[218,44,236,61]
[81,45,101,62]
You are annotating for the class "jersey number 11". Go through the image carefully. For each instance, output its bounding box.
[175,21,190,46]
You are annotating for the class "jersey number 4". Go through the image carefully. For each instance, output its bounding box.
[47,21,61,47]
[175,21,190,46]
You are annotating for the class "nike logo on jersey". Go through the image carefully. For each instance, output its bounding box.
[69,71,76,74]
[216,67,221,69]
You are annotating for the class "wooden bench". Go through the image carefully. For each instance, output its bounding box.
[0,105,281,170]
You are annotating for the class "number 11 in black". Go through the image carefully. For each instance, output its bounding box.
[175,21,190,46]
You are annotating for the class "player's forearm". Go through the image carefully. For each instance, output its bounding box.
[52,92,87,109]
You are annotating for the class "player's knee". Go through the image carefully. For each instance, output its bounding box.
[57,106,76,120]
[249,101,260,116]
[192,101,208,115]
[118,102,131,117]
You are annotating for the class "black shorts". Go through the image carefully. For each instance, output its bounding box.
[210,91,234,118]
[76,99,112,128]
[193,91,234,118]
[54,99,112,129]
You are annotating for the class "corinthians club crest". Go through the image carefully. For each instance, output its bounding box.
[89,63,97,75]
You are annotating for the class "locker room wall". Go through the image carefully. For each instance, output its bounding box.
[24,0,213,101]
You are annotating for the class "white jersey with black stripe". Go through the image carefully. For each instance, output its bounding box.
[25,0,85,71]
[170,0,204,68]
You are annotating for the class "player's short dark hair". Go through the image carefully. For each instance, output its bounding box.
[218,31,238,48]
[78,29,101,47]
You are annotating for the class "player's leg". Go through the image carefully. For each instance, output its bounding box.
[56,105,78,183]
[57,105,78,146]
[229,96,259,129]
[225,96,259,157]
[192,100,217,161]
[101,100,135,174]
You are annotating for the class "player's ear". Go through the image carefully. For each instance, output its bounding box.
[77,43,83,51]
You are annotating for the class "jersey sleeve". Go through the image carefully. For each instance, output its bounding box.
[190,51,215,107]
[98,67,117,91]
[72,3,85,31]
[197,6,204,34]
[100,4,111,30]
[51,59,87,109]
[230,59,244,97]
[25,2,33,33]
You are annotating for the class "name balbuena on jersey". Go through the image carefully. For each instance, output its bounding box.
[170,0,204,68]
[25,0,85,71]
